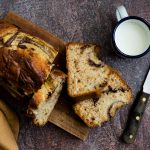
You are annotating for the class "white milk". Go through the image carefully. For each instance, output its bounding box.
[115,20,150,56]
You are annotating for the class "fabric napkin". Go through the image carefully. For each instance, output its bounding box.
[0,100,19,150]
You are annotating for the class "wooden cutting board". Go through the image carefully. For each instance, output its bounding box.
[3,11,90,141]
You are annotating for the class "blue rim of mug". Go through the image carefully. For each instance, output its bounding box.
[112,16,150,58]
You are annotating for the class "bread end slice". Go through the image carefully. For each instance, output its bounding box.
[27,69,66,126]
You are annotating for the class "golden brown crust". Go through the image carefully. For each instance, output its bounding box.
[0,21,18,37]
[73,91,99,102]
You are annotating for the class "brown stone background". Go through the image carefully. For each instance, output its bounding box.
[0,0,150,150]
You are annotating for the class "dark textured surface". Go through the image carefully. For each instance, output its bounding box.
[0,0,150,150]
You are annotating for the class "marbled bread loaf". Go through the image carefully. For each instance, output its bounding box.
[0,22,58,95]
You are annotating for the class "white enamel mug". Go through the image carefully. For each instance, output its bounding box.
[112,5,150,58]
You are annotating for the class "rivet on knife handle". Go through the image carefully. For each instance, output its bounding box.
[122,92,149,144]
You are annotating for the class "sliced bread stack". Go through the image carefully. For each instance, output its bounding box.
[0,22,66,126]
[66,43,132,127]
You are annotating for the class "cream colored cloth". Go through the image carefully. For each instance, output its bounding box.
[0,100,19,150]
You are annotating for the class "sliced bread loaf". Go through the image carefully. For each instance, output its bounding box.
[27,69,66,126]
[66,43,110,98]
[0,22,58,95]
[73,70,132,127]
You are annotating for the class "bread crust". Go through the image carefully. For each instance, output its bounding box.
[0,21,18,37]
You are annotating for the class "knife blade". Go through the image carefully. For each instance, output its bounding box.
[143,70,150,94]
[122,69,150,144]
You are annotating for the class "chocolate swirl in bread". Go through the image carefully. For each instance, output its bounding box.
[0,47,49,94]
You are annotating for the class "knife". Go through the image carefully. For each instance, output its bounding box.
[122,69,150,144]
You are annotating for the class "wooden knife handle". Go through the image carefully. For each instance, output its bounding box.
[122,92,149,144]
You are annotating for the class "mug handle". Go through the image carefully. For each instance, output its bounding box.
[116,5,129,21]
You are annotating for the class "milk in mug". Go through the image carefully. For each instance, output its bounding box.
[115,20,150,56]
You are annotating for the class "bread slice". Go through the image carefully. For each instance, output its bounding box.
[27,69,66,126]
[66,43,110,98]
[73,70,132,127]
